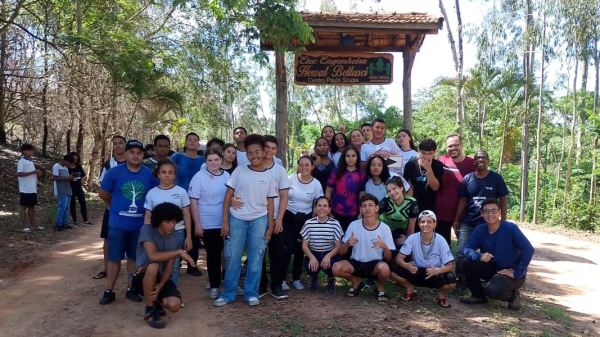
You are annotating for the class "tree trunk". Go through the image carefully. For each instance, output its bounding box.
[519,0,534,221]
[533,15,547,224]
[498,104,509,174]
[438,0,464,134]
[477,101,483,149]
[0,0,7,144]
[564,57,579,224]
[41,30,49,157]
[66,76,74,153]
[87,95,103,189]
[591,134,598,204]
[275,51,288,167]
[403,43,415,131]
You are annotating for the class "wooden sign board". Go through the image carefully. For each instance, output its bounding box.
[294,52,393,86]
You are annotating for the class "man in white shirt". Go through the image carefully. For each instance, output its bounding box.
[360,118,400,170]
[17,143,43,233]
[332,194,396,302]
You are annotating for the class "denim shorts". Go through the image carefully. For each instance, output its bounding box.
[107,226,140,262]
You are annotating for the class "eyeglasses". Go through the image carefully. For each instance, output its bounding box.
[474,156,489,160]
[482,208,499,214]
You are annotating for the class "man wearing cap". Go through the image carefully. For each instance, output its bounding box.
[99,139,158,305]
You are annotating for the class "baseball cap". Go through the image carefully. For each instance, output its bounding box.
[418,210,437,222]
[126,139,144,151]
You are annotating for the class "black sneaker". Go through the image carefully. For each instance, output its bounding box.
[126,288,142,302]
[508,290,521,311]
[99,290,115,305]
[62,224,76,229]
[271,287,288,300]
[309,279,318,293]
[54,226,64,232]
[326,279,335,294]
[187,267,202,276]
[258,287,268,298]
[144,310,166,329]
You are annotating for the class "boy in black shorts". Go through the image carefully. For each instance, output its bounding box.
[332,194,396,302]
[131,202,196,329]
[17,143,43,233]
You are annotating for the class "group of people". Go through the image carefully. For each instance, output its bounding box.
[15,119,535,330]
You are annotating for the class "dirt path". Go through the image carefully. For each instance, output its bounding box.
[0,220,598,337]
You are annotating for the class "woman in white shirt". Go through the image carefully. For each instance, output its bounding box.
[281,155,324,290]
[395,128,419,176]
[188,149,231,299]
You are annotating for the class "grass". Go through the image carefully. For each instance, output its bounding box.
[251,316,265,329]
[540,303,569,322]
[273,314,307,337]
[502,325,522,336]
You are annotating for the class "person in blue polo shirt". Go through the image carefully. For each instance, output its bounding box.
[99,139,158,305]
[459,198,534,311]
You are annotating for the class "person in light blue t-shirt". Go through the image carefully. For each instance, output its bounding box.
[99,139,157,306]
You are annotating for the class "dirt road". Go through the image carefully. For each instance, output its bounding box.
[0,222,598,337]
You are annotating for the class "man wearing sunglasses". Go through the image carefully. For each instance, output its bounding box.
[453,150,508,284]
[459,198,533,311]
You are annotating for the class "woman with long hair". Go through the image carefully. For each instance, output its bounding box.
[221,143,238,175]
[325,145,366,232]
[378,176,419,249]
[365,155,411,201]
[188,149,231,299]
[68,152,91,226]
[329,132,349,166]
[349,129,365,153]
[320,125,335,144]
[394,128,419,176]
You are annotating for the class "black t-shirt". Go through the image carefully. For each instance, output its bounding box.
[403,158,444,213]
[312,160,335,193]
[68,164,86,191]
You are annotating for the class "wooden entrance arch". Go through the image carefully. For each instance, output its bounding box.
[261,11,443,165]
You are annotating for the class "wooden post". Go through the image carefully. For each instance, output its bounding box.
[402,44,414,131]
[275,51,288,167]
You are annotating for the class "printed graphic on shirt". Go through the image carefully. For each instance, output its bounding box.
[120,181,147,216]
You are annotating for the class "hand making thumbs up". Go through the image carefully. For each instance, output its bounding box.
[372,235,388,249]
[347,231,358,246]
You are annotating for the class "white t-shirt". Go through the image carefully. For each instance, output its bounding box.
[286,174,323,214]
[188,168,230,230]
[52,163,71,196]
[144,185,191,230]
[227,165,278,221]
[400,232,454,269]
[360,138,400,162]
[17,157,37,193]
[300,216,343,252]
[389,149,419,176]
[267,163,290,219]
[365,174,410,201]
[236,148,250,166]
[328,152,342,166]
[342,219,396,263]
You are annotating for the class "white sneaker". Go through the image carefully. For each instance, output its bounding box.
[281,281,290,291]
[36,226,44,230]
[205,283,211,290]
[22,228,31,233]
[247,297,260,306]
[292,280,304,290]
[237,287,244,296]
[209,288,219,299]
[213,297,228,307]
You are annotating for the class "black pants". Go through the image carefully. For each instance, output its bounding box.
[186,219,201,268]
[260,230,286,291]
[461,259,526,302]
[69,186,88,222]
[282,210,310,281]
[435,220,453,248]
[203,229,224,288]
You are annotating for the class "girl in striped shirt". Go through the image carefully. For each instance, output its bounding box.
[300,196,343,294]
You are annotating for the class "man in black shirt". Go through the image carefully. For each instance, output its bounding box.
[403,139,444,214]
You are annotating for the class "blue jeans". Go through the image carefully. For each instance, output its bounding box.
[455,222,477,276]
[171,229,185,288]
[220,214,268,302]
[55,195,71,226]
